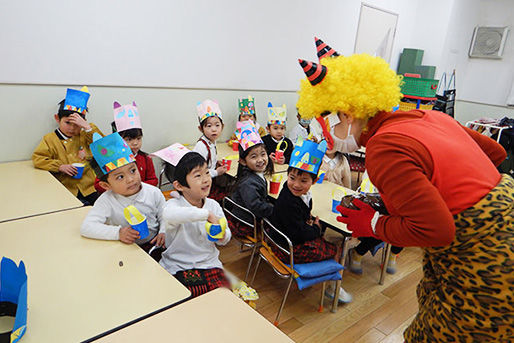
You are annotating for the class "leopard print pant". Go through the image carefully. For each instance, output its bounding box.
[404,174,514,343]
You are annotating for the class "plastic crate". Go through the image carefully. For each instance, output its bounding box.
[401,76,439,98]
[398,101,434,111]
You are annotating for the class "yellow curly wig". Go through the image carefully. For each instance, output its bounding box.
[296,54,403,120]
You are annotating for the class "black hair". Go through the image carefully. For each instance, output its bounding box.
[164,152,206,191]
[111,121,143,139]
[233,143,274,191]
[287,166,317,182]
[90,159,109,182]
[200,115,223,129]
[238,112,256,121]
[57,99,88,119]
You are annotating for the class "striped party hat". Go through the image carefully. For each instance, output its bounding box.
[298,59,327,86]
[315,37,340,60]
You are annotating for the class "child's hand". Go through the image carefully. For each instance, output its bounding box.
[313,216,321,228]
[207,212,219,224]
[150,233,166,247]
[270,152,277,162]
[68,113,91,131]
[59,164,77,176]
[216,165,227,175]
[119,226,140,244]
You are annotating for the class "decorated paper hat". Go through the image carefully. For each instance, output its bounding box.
[289,136,327,175]
[235,120,263,151]
[63,86,90,115]
[90,132,136,175]
[152,143,190,166]
[315,36,340,60]
[113,101,142,132]
[238,96,256,117]
[267,102,287,125]
[0,257,28,343]
[197,99,223,123]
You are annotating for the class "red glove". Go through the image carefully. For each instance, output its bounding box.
[336,199,378,238]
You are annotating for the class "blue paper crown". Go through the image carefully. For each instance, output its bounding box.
[0,257,28,343]
[289,136,327,175]
[90,132,136,175]
[63,86,90,115]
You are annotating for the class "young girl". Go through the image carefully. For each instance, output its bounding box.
[320,147,351,189]
[192,99,227,202]
[229,121,274,239]
[228,96,266,147]
[94,101,157,194]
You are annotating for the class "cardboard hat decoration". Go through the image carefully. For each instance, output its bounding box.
[90,132,136,176]
[63,86,90,115]
[0,257,28,343]
[113,101,142,132]
[152,143,190,166]
[197,99,223,123]
[238,96,256,117]
[289,136,327,175]
[235,120,263,151]
[267,102,287,125]
[315,36,340,60]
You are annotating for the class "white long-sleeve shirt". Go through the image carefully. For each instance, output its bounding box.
[289,123,309,144]
[159,195,231,275]
[193,136,218,178]
[81,183,166,244]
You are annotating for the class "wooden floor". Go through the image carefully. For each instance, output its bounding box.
[219,239,423,343]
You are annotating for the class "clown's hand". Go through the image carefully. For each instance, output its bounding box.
[336,199,379,238]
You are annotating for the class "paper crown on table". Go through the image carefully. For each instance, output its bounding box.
[63,86,90,115]
[267,102,287,125]
[289,136,327,175]
[0,257,28,343]
[113,101,142,132]
[197,99,223,123]
[235,120,263,151]
[238,96,256,117]
[90,132,136,175]
[152,143,190,166]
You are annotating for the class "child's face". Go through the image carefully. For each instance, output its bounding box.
[240,145,268,173]
[200,116,223,142]
[287,169,315,196]
[177,163,212,202]
[240,114,255,123]
[123,136,142,155]
[55,114,82,137]
[268,123,286,141]
[100,162,142,197]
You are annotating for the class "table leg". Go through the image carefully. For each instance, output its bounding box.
[379,243,392,285]
[331,236,350,313]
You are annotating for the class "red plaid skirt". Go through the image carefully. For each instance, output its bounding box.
[208,182,228,203]
[271,237,337,264]
[174,268,230,298]
[226,216,255,240]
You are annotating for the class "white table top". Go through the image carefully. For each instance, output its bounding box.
[0,207,190,342]
[96,287,294,343]
[0,161,83,223]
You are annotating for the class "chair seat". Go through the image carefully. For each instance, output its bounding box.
[348,155,365,172]
[259,247,293,277]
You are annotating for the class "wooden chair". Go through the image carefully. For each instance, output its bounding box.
[222,197,260,283]
[251,218,343,326]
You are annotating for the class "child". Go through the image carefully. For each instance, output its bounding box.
[262,103,294,164]
[348,171,403,274]
[32,86,104,205]
[192,99,227,201]
[81,132,166,258]
[230,121,274,239]
[228,96,266,146]
[271,137,352,303]
[159,145,231,298]
[94,101,157,194]
[320,146,351,189]
[289,112,312,144]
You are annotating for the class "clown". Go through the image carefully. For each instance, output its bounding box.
[296,37,513,342]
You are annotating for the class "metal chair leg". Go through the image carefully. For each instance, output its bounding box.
[244,245,257,282]
[250,255,262,286]
[379,243,392,285]
[274,276,294,326]
[332,236,350,313]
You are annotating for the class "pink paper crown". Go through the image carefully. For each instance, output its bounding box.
[235,120,263,151]
[113,101,142,132]
[151,143,190,166]
[196,99,223,123]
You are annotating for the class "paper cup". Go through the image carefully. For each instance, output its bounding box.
[270,181,281,194]
[331,199,341,213]
[232,141,239,151]
[317,170,326,184]
[275,150,284,161]
[222,159,232,169]
[207,223,222,241]
[72,163,85,179]
[331,186,347,213]
[131,217,149,240]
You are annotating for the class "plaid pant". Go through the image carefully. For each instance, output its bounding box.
[174,268,230,298]
[271,237,337,264]
[226,216,255,240]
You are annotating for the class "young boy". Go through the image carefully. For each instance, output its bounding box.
[159,145,231,297]
[81,132,166,257]
[32,86,104,205]
[289,111,312,144]
[262,102,293,164]
[271,136,352,303]
[94,101,157,193]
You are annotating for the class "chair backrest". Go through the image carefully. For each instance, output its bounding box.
[262,218,294,268]
[158,167,172,189]
[222,197,258,239]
